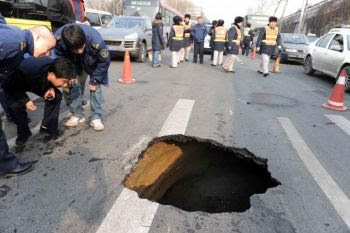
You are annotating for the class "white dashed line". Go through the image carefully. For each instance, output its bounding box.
[96,99,195,233]
[278,117,350,229]
[325,115,350,136]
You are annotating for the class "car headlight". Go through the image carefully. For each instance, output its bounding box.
[125,33,138,39]
[285,48,297,53]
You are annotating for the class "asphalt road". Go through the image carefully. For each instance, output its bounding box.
[1,51,350,233]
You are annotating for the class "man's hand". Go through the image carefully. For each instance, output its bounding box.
[44,88,55,100]
[68,79,78,88]
[256,47,260,52]
[278,45,282,50]
[26,101,37,111]
[89,84,97,92]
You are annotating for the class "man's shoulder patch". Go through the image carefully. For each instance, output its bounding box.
[20,42,27,51]
[91,43,100,50]
[100,49,109,58]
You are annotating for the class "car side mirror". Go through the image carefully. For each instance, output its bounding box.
[330,44,343,52]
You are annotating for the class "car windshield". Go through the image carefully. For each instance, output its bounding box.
[307,36,318,43]
[283,34,308,44]
[107,18,144,29]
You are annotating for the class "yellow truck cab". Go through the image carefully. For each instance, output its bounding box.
[1,0,51,29]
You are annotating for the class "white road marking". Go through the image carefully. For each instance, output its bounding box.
[121,135,151,164]
[96,99,195,233]
[325,115,350,136]
[278,117,350,229]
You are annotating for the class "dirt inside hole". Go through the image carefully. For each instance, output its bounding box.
[124,135,281,213]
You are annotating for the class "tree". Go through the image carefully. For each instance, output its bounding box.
[254,0,278,15]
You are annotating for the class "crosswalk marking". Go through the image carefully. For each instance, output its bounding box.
[278,117,350,229]
[96,99,195,233]
[325,115,350,136]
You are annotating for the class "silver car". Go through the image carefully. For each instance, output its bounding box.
[304,28,350,91]
[98,16,152,62]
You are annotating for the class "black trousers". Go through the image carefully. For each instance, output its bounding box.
[0,118,18,173]
[193,42,204,62]
[10,89,62,138]
[242,41,251,56]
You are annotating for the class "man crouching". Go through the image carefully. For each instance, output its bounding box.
[3,57,77,145]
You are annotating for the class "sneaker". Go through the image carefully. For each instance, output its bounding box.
[65,116,86,127]
[90,119,104,131]
[185,59,189,62]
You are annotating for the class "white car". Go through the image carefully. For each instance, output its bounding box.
[85,9,113,30]
[304,28,350,91]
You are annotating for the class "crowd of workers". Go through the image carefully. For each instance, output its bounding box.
[0,0,110,177]
[151,13,281,77]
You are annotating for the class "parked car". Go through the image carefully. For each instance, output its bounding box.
[307,33,319,43]
[273,33,309,63]
[98,16,153,62]
[85,9,112,30]
[304,28,350,92]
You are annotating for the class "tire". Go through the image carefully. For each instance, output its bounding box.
[338,66,350,92]
[304,55,315,75]
[136,43,146,63]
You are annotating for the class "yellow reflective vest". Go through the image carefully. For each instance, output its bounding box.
[243,27,250,37]
[232,25,242,45]
[172,25,184,40]
[182,22,192,38]
[214,26,227,42]
[262,26,279,46]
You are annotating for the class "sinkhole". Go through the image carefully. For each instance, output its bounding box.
[124,135,281,214]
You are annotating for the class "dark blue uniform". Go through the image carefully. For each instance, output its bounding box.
[54,24,110,86]
[0,21,35,174]
[3,57,62,140]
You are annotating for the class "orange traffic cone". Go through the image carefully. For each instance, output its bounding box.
[322,69,348,111]
[119,50,136,84]
[251,47,257,59]
[272,56,281,73]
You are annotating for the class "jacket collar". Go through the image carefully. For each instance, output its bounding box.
[153,20,163,24]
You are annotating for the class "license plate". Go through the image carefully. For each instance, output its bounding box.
[288,54,297,58]
[107,45,118,51]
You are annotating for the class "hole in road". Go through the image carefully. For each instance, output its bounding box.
[124,135,280,213]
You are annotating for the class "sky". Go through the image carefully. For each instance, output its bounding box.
[191,0,324,23]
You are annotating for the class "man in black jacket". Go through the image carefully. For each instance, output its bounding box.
[151,12,165,68]
[47,0,86,32]
[3,57,77,145]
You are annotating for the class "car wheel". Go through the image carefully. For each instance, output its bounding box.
[304,55,315,75]
[338,66,350,92]
[136,43,146,63]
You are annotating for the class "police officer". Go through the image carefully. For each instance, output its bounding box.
[0,17,56,177]
[256,16,281,77]
[54,24,110,131]
[211,19,226,66]
[168,16,184,68]
[242,23,254,56]
[223,16,244,73]
[181,14,193,62]
[3,57,77,145]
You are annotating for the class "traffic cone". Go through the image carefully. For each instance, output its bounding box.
[119,50,136,84]
[272,56,281,73]
[322,69,348,111]
[251,47,257,59]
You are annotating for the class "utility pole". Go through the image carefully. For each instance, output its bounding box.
[298,0,309,33]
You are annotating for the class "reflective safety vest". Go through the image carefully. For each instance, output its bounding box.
[232,25,242,45]
[262,26,279,46]
[214,26,227,42]
[243,27,251,37]
[182,22,192,38]
[172,25,184,40]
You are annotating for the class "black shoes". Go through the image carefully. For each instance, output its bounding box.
[185,59,189,62]
[15,131,32,146]
[257,70,263,74]
[40,126,61,137]
[200,61,204,64]
[0,162,33,178]
[192,60,197,63]
[263,73,269,77]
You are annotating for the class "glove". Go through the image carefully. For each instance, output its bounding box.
[278,45,282,50]
[256,47,260,52]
